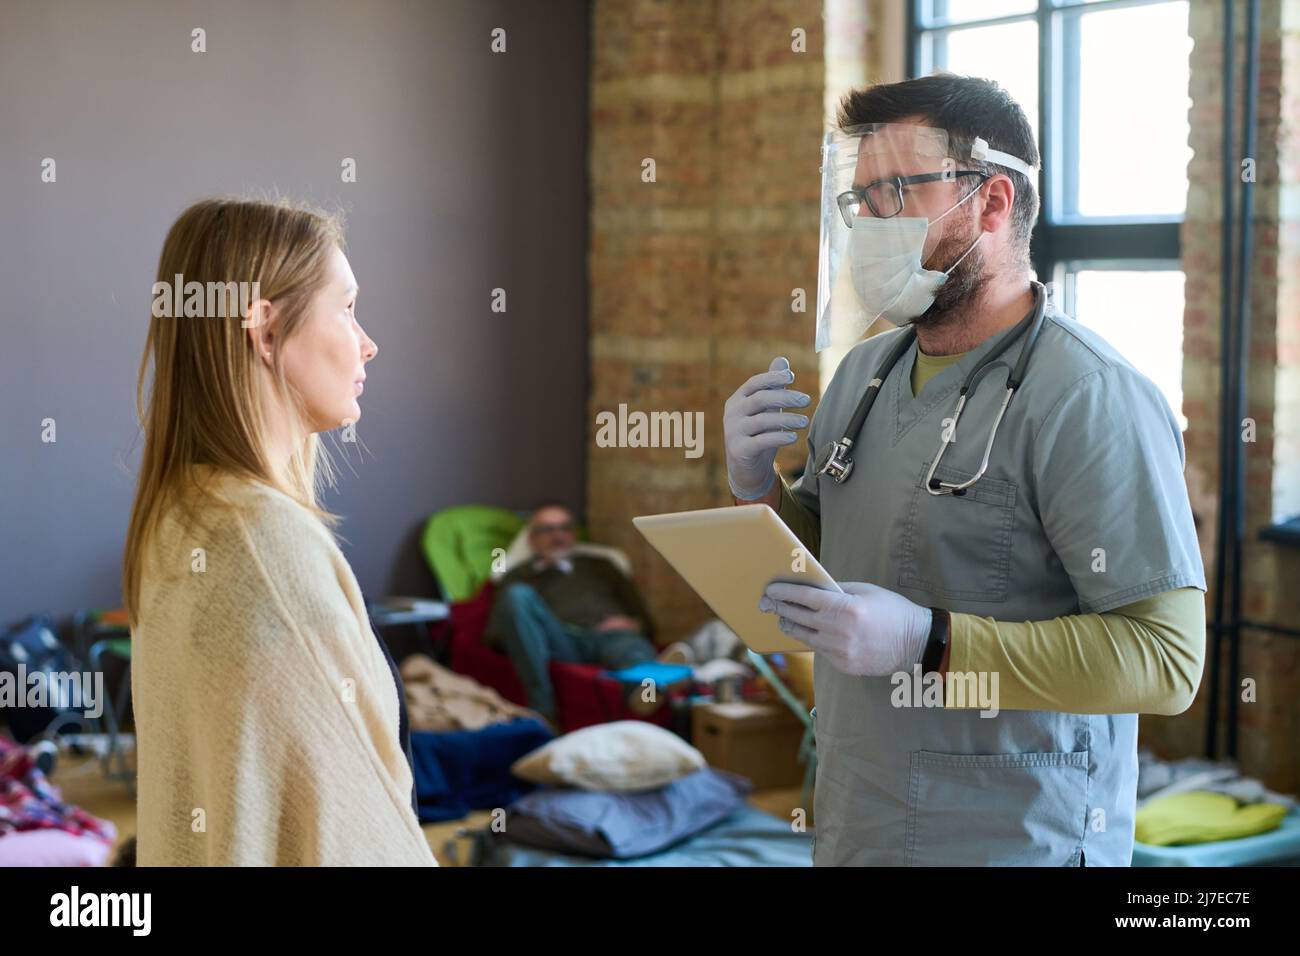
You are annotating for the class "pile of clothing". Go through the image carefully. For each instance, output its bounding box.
[0,735,117,866]
[402,654,540,732]
[658,619,754,686]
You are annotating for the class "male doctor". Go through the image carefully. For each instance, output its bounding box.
[724,74,1206,866]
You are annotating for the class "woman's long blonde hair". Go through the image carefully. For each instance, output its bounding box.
[123,197,346,626]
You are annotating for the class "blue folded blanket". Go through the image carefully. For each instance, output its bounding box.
[480,805,813,867]
[410,718,553,823]
[502,767,753,859]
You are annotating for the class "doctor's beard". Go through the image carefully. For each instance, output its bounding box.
[915,216,991,332]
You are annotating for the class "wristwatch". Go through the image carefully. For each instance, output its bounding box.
[920,607,951,676]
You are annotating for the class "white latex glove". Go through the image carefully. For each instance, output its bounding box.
[758,581,933,677]
[723,357,812,500]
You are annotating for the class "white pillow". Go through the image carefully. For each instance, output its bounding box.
[511,721,706,792]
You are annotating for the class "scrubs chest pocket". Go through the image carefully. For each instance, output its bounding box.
[905,749,1089,866]
[898,463,1017,604]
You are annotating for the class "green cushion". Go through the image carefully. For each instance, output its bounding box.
[420,506,526,602]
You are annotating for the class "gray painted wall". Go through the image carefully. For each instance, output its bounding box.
[0,0,589,624]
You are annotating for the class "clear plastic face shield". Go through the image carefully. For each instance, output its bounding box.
[815,122,1036,352]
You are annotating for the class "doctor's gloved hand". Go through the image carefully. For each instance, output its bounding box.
[724,357,812,500]
[758,581,933,677]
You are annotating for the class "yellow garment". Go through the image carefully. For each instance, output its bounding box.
[131,468,437,866]
[774,476,1204,715]
[950,589,1203,714]
[1135,791,1288,846]
[911,346,967,397]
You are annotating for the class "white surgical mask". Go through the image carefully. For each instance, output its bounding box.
[849,185,984,326]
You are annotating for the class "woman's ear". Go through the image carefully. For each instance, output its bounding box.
[243,299,276,362]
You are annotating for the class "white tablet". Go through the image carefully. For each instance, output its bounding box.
[633,504,842,654]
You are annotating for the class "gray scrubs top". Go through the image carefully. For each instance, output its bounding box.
[790,296,1206,866]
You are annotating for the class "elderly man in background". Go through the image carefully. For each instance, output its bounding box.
[485,504,658,725]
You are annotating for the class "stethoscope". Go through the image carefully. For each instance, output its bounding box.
[813,280,1047,496]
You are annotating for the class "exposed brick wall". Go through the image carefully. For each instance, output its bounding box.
[588,0,825,643]
[1146,0,1300,792]
[589,1,1298,791]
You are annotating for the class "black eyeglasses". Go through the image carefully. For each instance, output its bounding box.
[836,170,987,227]
[533,521,575,535]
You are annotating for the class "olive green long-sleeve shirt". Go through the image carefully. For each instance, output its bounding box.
[770,349,1205,716]
[775,474,1203,715]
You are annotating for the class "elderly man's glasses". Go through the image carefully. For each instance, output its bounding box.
[533,521,575,535]
[836,170,987,227]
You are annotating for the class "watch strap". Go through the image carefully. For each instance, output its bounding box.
[921,607,951,675]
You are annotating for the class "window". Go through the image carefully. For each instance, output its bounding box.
[910,0,1192,422]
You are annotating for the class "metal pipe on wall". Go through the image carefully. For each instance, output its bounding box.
[1206,0,1236,761]
[1226,0,1260,759]
[1206,0,1261,761]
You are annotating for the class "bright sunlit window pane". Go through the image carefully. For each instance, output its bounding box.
[941,20,1040,141]
[1076,2,1192,216]
[1072,269,1187,426]
[922,0,1036,26]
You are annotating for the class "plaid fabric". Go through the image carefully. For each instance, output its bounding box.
[0,736,115,843]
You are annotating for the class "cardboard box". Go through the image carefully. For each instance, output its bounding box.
[691,701,805,790]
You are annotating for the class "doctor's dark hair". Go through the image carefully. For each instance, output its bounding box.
[836,73,1040,267]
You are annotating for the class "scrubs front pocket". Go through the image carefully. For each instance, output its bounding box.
[905,749,1089,866]
[898,463,1017,604]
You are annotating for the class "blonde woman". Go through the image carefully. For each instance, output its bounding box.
[123,198,436,866]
